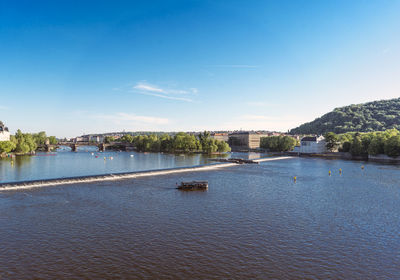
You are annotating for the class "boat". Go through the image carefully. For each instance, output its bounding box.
[177,181,208,190]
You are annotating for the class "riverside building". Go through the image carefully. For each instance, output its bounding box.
[0,124,10,141]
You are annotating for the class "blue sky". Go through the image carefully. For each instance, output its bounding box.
[1,0,399,137]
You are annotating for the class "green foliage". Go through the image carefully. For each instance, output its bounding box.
[0,141,16,154]
[324,132,340,152]
[120,134,134,143]
[108,131,230,154]
[32,131,47,145]
[332,129,400,157]
[260,136,296,152]
[0,129,57,154]
[290,98,400,134]
[104,136,114,144]
[384,135,400,157]
[48,136,58,145]
[14,129,37,154]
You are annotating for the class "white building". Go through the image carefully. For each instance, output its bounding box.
[0,124,10,141]
[296,136,327,153]
[89,135,104,143]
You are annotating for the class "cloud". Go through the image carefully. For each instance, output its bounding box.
[138,91,193,102]
[0,105,8,110]
[93,112,169,125]
[134,83,165,93]
[132,82,197,102]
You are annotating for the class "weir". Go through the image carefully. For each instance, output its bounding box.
[0,156,294,191]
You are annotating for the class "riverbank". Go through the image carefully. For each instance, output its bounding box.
[0,156,292,191]
[287,151,400,164]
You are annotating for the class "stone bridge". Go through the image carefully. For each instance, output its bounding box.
[40,142,135,152]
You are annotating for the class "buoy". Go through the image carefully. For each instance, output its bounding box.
[130,154,134,158]
[110,157,113,160]
[294,176,297,182]
[339,168,342,175]
[95,156,98,158]
[361,165,364,170]
[104,157,106,160]
[329,170,331,176]
[91,153,94,156]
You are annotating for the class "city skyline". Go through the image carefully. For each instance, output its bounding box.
[1,0,400,138]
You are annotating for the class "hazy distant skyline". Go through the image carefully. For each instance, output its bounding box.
[1,0,399,137]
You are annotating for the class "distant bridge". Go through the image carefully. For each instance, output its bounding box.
[40,142,135,152]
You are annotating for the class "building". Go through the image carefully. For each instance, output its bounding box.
[211,133,229,142]
[0,124,10,141]
[228,132,268,149]
[89,135,104,143]
[296,136,327,153]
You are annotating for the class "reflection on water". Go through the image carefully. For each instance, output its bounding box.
[0,158,399,279]
[0,148,253,183]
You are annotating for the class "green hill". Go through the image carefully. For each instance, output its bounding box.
[290,98,400,135]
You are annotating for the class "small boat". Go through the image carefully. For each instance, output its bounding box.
[177,181,208,191]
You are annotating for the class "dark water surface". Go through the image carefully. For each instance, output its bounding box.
[1,158,400,279]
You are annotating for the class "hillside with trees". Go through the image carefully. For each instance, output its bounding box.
[290,98,400,135]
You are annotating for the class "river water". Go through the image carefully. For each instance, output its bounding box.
[0,147,261,183]
[1,155,400,279]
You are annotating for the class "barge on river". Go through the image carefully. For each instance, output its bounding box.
[177,181,208,190]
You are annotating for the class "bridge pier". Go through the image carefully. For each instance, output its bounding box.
[71,144,77,152]
[98,143,106,152]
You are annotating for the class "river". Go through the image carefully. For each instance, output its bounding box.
[0,153,399,279]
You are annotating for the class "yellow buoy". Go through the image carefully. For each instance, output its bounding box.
[361,165,364,170]
[294,176,297,182]
[329,170,331,176]
[339,168,342,175]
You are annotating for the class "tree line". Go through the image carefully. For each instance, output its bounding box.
[260,136,298,152]
[324,129,400,157]
[105,131,231,154]
[0,130,57,155]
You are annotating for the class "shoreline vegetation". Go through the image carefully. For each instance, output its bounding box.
[323,129,400,158]
[0,130,57,157]
[105,131,231,154]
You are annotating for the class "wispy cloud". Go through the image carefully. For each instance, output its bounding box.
[0,105,8,110]
[138,91,194,102]
[134,83,165,93]
[92,112,169,125]
[207,64,260,68]
[132,82,197,102]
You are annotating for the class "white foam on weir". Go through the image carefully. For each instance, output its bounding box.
[0,156,293,191]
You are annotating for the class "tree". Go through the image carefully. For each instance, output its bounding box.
[120,134,133,143]
[324,132,339,152]
[217,141,231,152]
[14,129,37,154]
[384,135,400,157]
[0,141,16,154]
[48,136,58,145]
[350,134,363,156]
[104,136,114,144]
